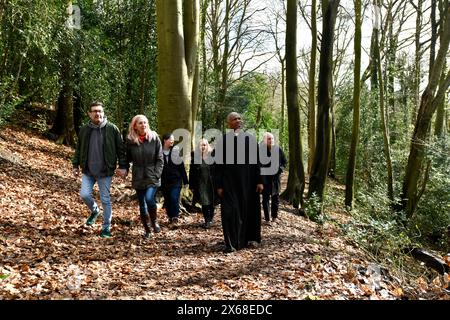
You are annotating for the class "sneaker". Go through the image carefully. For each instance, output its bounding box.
[100,228,112,238]
[86,208,100,226]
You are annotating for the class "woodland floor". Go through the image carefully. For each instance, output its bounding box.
[0,125,448,300]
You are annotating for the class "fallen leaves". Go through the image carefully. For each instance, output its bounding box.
[0,126,448,300]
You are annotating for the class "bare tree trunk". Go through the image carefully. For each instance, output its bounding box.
[374,7,394,202]
[400,2,450,217]
[308,0,339,204]
[412,0,423,125]
[156,0,199,135]
[50,2,76,147]
[345,0,362,208]
[199,0,208,123]
[307,0,317,176]
[280,60,286,150]
[281,0,305,209]
[434,61,447,137]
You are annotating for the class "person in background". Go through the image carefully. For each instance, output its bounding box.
[125,115,163,238]
[260,132,287,224]
[72,101,127,238]
[214,112,263,252]
[161,133,188,227]
[189,138,216,229]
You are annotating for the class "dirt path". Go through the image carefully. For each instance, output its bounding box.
[0,126,409,299]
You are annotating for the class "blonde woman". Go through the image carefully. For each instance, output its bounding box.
[126,115,163,238]
[189,138,216,228]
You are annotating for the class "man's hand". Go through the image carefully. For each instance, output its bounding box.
[72,168,80,177]
[256,184,264,193]
[217,188,224,198]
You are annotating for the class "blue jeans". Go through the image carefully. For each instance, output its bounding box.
[80,174,112,230]
[163,186,182,219]
[136,187,157,217]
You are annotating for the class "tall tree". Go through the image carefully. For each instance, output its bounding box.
[344,0,362,208]
[400,1,450,217]
[373,0,394,202]
[308,0,340,204]
[50,1,77,146]
[156,0,199,136]
[281,0,305,209]
[307,0,317,175]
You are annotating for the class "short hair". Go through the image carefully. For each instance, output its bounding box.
[90,101,103,111]
[226,112,241,123]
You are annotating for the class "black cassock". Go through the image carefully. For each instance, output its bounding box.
[214,130,262,251]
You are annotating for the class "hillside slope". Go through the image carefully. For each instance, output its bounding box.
[0,125,446,300]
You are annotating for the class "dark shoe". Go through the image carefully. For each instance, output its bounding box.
[272,217,277,223]
[140,214,152,238]
[223,246,236,253]
[205,221,213,229]
[86,208,100,226]
[247,241,260,249]
[152,221,161,233]
[169,217,179,229]
[143,231,152,239]
[148,208,161,233]
[100,228,112,238]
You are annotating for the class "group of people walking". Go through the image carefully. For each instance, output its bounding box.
[72,102,286,253]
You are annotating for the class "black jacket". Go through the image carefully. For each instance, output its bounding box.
[161,146,188,189]
[189,151,216,205]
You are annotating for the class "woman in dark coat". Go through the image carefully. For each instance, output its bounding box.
[260,132,287,223]
[189,138,215,229]
[161,133,188,226]
[126,115,163,238]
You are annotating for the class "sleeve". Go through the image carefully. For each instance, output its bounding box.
[188,152,195,189]
[180,162,189,185]
[154,138,164,179]
[255,137,263,185]
[280,148,287,172]
[115,127,128,170]
[213,135,224,190]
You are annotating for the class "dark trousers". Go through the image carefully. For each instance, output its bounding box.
[202,205,214,223]
[262,191,279,221]
[162,186,182,219]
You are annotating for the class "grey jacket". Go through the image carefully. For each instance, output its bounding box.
[126,137,164,190]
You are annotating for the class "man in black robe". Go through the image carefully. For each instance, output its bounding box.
[214,112,264,253]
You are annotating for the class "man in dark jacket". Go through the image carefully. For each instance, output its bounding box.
[260,132,287,224]
[72,101,127,238]
[214,112,264,252]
